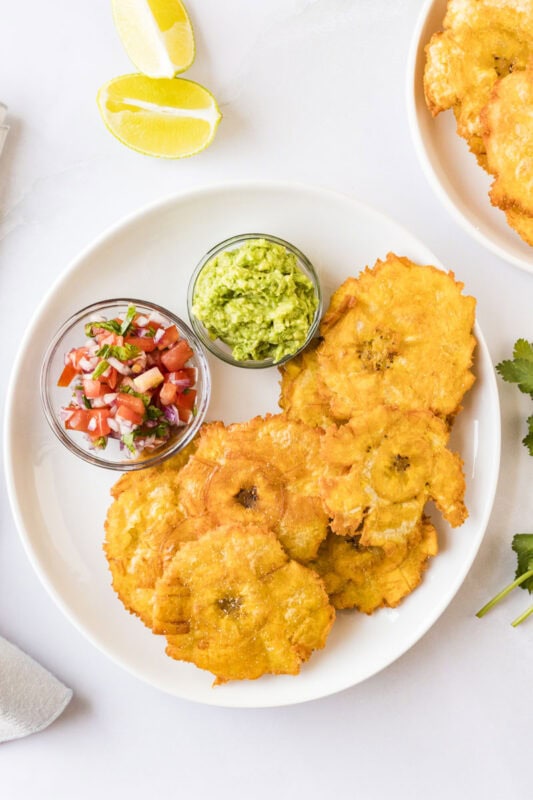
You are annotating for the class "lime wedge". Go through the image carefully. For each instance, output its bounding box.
[112,0,195,78]
[97,75,222,158]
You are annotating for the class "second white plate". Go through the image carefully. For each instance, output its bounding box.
[407,0,533,275]
[4,181,500,707]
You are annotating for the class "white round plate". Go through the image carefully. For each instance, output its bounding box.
[4,181,500,708]
[407,0,533,276]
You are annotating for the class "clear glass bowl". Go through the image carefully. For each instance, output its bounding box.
[187,233,322,369]
[40,298,211,471]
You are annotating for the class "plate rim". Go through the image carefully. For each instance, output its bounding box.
[3,179,502,707]
[406,0,533,277]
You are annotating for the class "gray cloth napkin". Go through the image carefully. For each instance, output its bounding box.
[0,637,73,743]
[0,103,9,155]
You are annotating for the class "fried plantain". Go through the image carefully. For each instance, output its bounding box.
[306,517,438,613]
[481,62,533,244]
[316,254,476,422]
[178,414,330,561]
[424,0,533,164]
[152,524,335,684]
[278,343,335,428]
[103,441,208,627]
[319,405,467,547]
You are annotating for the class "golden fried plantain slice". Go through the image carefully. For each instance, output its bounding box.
[306,517,438,613]
[481,64,533,241]
[316,254,476,421]
[104,441,209,627]
[320,405,467,547]
[424,0,533,162]
[504,208,533,247]
[278,344,335,428]
[178,415,330,561]
[152,524,335,684]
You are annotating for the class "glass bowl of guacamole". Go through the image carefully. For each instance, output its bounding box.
[187,234,322,368]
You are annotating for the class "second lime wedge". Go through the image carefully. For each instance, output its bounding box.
[112,0,195,78]
[97,75,222,158]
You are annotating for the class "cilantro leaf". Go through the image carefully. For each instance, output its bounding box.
[121,432,138,454]
[523,415,533,457]
[496,340,533,455]
[119,305,136,336]
[85,319,121,337]
[92,359,109,379]
[146,405,163,420]
[496,357,533,395]
[512,534,533,592]
[96,343,140,361]
[513,338,533,362]
[476,533,533,626]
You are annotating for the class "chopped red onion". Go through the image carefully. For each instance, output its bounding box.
[107,356,131,375]
[148,311,168,326]
[163,404,179,425]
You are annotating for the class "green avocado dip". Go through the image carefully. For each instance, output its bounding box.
[191,238,319,363]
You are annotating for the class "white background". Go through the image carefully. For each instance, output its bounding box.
[1,1,532,797]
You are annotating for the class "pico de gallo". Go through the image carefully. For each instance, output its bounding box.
[57,304,197,458]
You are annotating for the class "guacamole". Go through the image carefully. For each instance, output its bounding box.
[191,238,319,363]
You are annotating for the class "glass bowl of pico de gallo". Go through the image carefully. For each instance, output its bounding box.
[40,299,211,470]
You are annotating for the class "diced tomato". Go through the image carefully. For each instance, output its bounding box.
[65,408,91,432]
[57,362,78,387]
[96,332,124,347]
[117,393,145,416]
[124,335,157,352]
[157,325,180,350]
[65,408,112,435]
[161,340,194,371]
[175,389,196,421]
[83,378,107,398]
[68,347,90,370]
[159,382,178,406]
[101,367,118,390]
[176,389,196,411]
[116,404,144,426]
[89,409,112,437]
[167,369,193,387]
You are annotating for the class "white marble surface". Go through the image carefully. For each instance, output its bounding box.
[1,1,531,797]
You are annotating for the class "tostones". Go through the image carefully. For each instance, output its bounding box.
[178,414,330,561]
[481,62,533,244]
[103,441,210,627]
[424,0,533,164]
[319,405,467,547]
[316,254,476,422]
[152,523,335,684]
[278,343,335,428]
[503,208,533,248]
[306,517,438,613]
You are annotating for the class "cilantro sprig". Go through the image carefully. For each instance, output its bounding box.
[496,339,533,455]
[476,534,533,626]
[119,304,136,336]
[85,319,121,337]
[96,343,140,361]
